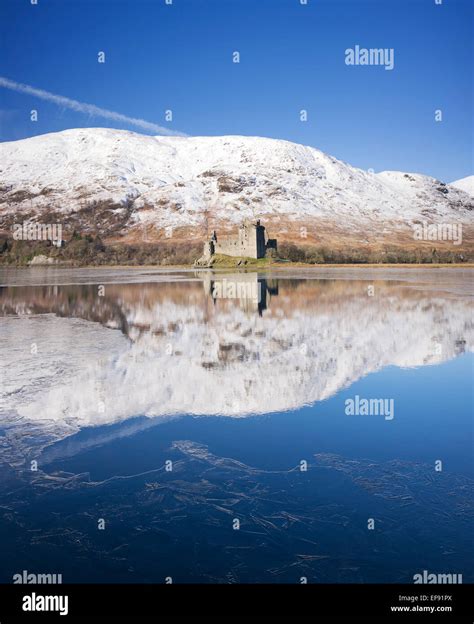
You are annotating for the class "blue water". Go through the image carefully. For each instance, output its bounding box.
[45,353,473,481]
[0,270,472,583]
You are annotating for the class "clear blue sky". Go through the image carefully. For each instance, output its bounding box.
[0,0,472,182]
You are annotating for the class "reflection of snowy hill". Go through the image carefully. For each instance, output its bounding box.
[0,274,472,464]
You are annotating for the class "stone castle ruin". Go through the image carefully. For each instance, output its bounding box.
[195,220,277,267]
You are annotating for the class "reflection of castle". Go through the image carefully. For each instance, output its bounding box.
[202,273,279,315]
[455,339,466,354]
[2,277,472,443]
[195,220,277,266]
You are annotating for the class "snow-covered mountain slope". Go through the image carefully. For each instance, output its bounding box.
[450,175,474,197]
[0,128,472,245]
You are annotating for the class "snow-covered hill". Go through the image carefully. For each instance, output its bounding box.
[0,128,472,245]
[450,175,474,197]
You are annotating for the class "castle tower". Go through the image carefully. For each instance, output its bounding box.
[255,220,266,258]
[236,219,266,259]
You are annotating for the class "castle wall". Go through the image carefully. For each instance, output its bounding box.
[215,234,258,259]
[202,240,214,259]
[200,221,273,261]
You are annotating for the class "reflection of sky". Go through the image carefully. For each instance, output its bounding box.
[1,272,472,585]
[292,353,473,477]
[45,353,473,482]
[1,272,472,474]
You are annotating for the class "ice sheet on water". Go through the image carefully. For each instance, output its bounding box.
[0,441,472,583]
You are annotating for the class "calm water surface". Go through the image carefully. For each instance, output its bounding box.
[0,267,472,583]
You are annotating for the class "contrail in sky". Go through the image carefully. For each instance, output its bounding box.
[0,76,188,137]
